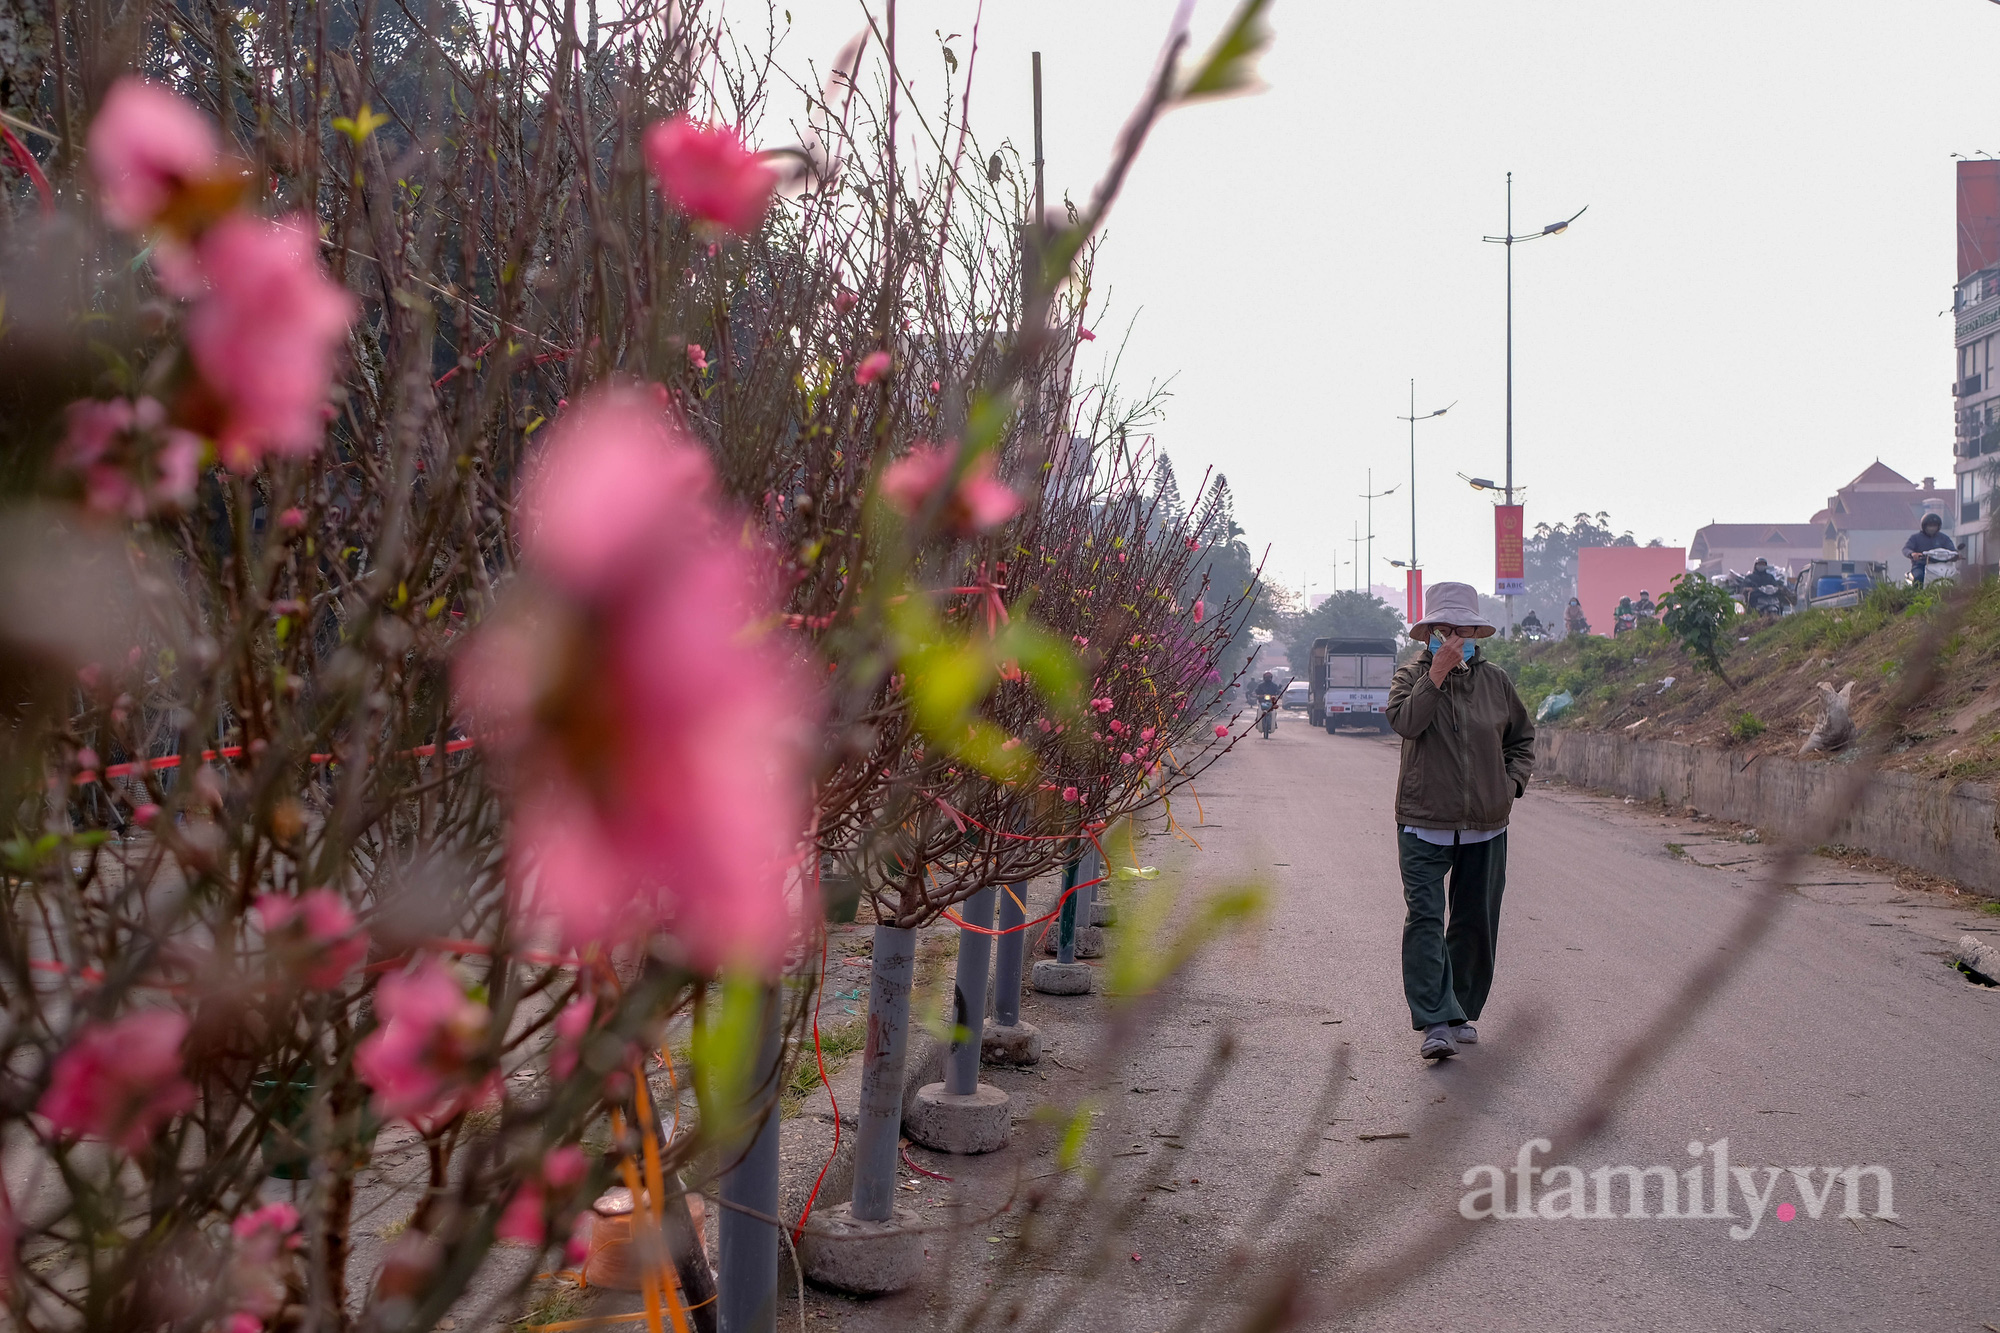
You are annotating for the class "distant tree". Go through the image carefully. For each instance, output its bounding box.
[1182,473,1272,691]
[1521,511,1665,625]
[1282,590,1405,669]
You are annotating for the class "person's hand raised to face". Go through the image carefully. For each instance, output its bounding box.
[1426,628,1475,689]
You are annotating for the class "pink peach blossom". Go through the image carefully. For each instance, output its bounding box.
[878,441,1020,535]
[255,890,368,990]
[833,290,859,315]
[59,396,202,516]
[1192,598,1205,624]
[455,385,808,973]
[854,350,892,386]
[185,214,357,470]
[1077,328,1096,342]
[550,994,593,1080]
[38,1010,195,1152]
[354,960,492,1124]
[88,78,222,231]
[1062,786,1079,802]
[230,1202,301,1318]
[686,343,708,372]
[497,1145,590,1245]
[1214,724,1229,738]
[642,117,777,236]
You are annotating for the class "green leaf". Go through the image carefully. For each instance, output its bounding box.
[1055,1103,1094,1170]
[692,974,767,1140]
[1105,871,1268,999]
[332,103,392,146]
[1178,0,1274,103]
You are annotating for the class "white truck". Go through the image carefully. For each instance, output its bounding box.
[1309,636,1401,734]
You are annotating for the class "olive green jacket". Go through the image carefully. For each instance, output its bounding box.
[1385,648,1536,831]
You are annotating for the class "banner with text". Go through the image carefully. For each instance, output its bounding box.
[1495,505,1526,597]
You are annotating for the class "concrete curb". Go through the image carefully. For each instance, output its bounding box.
[1536,730,2000,895]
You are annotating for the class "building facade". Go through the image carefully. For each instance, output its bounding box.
[1952,161,2000,571]
[1687,523,1823,576]
[1820,463,1951,564]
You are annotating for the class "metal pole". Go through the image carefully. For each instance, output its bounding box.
[992,881,1026,1026]
[1504,173,1516,635]
[718,989,780,1333]
[946,888,997,1097]
[1409,378,1418,569]
[1056,856,1079,966]
[850,924,917,1222]
[1366,469,1373,590]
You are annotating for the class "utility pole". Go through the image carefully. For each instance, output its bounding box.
[1360,467,1397,602]
[1349,524,1365,593]
[1396,382,1453,626]
[1483,175,1586,636]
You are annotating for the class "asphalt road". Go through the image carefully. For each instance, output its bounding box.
[806,705,2000,1333]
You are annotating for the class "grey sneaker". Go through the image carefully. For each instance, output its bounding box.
[1452,1022,1477,1046]
[1419,1023,1458,1060]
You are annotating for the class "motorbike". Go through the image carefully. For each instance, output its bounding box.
[1909,548,1961,588]
[1564,614,1591,637]
[1258,695,1278,738]
[1723,570,1794,619]
[1612,609,1637,637]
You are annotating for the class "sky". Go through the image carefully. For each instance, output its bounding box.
[768,0,2000,606]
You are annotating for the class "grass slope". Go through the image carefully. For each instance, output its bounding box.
[1483,577,2000,782]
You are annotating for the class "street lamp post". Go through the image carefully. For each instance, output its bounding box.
[1360,468,1397,600]
[1482,173,1586,634]
[1395,381,1453,625]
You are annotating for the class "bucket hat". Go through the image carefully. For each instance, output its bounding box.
[1410,580,1498,640]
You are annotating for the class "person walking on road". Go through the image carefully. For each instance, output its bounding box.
[1385,581,1536,1061]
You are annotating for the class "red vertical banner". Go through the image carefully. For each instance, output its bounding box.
[1495,505,1526,596]
[1406,568,1424,628]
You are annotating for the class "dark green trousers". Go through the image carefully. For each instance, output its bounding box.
[1398,829,1508,1030]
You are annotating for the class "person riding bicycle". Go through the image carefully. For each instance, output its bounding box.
[1903,514,1957,587]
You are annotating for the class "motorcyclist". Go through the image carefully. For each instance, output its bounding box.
[1254,672,1285,706]
[1563,597,1589,637]
[1517,609,1546,641]
[1740,557,1789,616]
[1613,596,1636,635]
[1902,514,1957,587]
[1634,590,1657,626]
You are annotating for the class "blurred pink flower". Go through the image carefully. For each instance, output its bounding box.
[686,343,708,372]
[1077,328,1096,342]
[1192,598,1205,624]
[642,117,777,236]
[497,1145,590,1245]
[1062,786,1079,802]
[354,960,492,1124]
[255,890,368,990]
[231,1202,301,1318]
[38,1010,195,1152]
[854,350,891,386]
[550,994,593,1080]
[878,441,1020,535]
[88,78,222,231]
[185,214,357,471]
[455,385,809,974]
[59,397,202,516]
[222,1314,262,1333]
[833,290,859,315]
[1214,724,1229,738]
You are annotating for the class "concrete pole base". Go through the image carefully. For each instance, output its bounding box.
[1031,959,1093,995]
[980,1019,1042,1066]
[1089,901,1116,927]
[905,1082,1010,1154]
[1043,924,1104,958]
[797,1202,926,1296]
